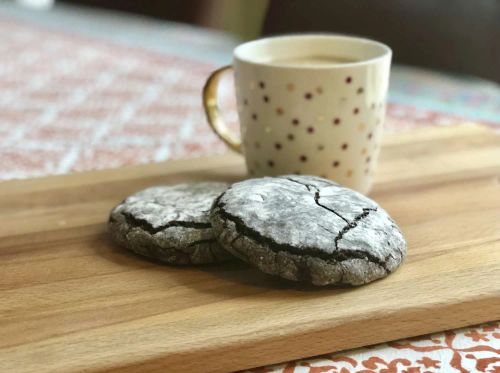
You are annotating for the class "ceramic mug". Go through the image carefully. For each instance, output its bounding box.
[203,34,391,194]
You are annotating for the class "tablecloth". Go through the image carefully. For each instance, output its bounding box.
[0,3,499,372]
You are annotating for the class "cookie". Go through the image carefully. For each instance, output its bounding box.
[210,175,406,285]
[108,182,232,265]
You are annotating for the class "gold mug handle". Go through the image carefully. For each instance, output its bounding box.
[202,65,242,154]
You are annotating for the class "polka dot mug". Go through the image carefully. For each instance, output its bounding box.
[203,34,391,194]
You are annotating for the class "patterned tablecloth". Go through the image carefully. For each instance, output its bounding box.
[0,3,499,372]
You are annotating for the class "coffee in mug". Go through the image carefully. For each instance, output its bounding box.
[268,55,360,66]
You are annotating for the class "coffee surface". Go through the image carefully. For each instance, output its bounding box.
[269,54,358,66]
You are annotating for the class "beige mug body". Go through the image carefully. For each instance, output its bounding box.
[204,34,391,194]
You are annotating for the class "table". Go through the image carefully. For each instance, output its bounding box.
[0,3,499,372]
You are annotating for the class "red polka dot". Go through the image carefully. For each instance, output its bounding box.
[341,143,348,150]
[275,142,282,150]
[263,95,269,103]
[333,118,341,125]
[332,160,340,167]
[276,107,284,115]
[304,92,313,100]
[287,133,295,140]
[267,160,274,167]
[252,113,257,120]
[345,76,352,84]
[299,155,307,162]
[292,118,300,126]
[353,107,360,115]
[307,126,314,133]
[259,81,265,89]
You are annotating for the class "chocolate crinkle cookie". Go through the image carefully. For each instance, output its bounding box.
[108,182,232,265]
[210,175,407,286]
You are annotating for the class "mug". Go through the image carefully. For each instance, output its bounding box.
[203,34,391,194]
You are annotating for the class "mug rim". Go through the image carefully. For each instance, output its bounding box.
[234,33,392,69]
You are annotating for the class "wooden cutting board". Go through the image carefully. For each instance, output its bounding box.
[1,125,499,373]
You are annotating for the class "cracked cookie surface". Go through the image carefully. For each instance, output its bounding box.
[108,183,232,265]
[210,175,406,285]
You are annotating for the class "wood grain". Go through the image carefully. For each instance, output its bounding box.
[0,124,499,373]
